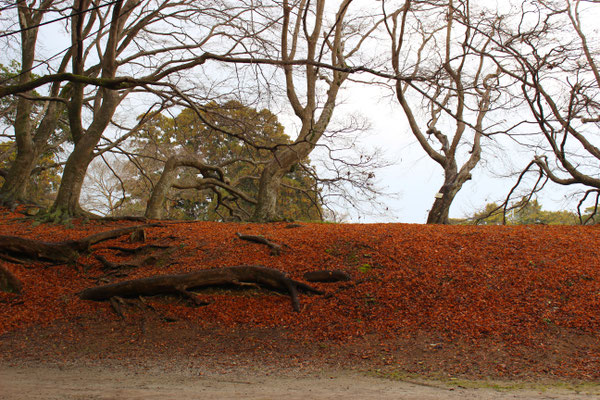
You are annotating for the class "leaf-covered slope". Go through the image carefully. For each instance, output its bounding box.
[1,207,599,379]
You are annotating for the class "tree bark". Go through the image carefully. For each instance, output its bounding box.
[50,90,121,219]
[145,156,180,219]
[80,265,323,312]
[0,149,37,205]
[427,191,457,224]
[0,3,41,206]
[426,169,471,224]
[50,137,97,217]
[252,165,285,221]
[0,264,22,294]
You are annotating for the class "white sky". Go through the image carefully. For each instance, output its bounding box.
[327,80,590,223]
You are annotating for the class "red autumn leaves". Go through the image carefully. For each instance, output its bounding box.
[1,209,599,347]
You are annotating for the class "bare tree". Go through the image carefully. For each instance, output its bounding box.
[384,0,501,224]
[80,157,124,216]
[249,0,384,221]
[474,0,600,222]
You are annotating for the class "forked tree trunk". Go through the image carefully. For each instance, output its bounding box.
[249,1,351,222]
[251,130,330,222]
[50,92,121,219]
[426,169,471,224]
[49,0,131,220]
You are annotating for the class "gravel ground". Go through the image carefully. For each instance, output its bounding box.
[1,364,599,400]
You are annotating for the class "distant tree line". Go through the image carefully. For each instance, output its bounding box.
[451,199,599,226]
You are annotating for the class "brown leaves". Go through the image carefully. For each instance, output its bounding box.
[1,211,600,362]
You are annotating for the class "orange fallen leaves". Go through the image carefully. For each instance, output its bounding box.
[0,208,599,349]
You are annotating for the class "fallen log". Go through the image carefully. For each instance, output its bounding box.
[80,265,323,312]
[0,224,156,264]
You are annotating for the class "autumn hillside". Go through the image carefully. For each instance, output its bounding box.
[1,207,600,380]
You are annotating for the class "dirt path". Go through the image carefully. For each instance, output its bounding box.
[1,365,598,400]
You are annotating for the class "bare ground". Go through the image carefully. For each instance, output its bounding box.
[1,316,599,399]
[1,364,599,400]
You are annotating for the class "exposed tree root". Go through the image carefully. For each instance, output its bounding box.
[80,265,324,312]
[236,232,283,255]
[94,215,148,222]
[94,246,177,271]
[129,228,146,243]
[34,206,96,225]
[0,264,22,294]
[0,224,157,264]
[107,244,173,255]
[109,296,128,319]
[303,270,352,283]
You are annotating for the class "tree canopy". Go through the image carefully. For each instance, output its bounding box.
[114,101,322,221]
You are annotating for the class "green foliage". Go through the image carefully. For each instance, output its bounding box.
[0,141,61,206]
[581,205,600,225]
[0,62,65,205]
[118,101,322,221]
[0,62,23,127]
[463,198,580,225]
[358,263,372,273]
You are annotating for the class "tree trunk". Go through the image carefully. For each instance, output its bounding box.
[0,148,37,205]
[50,145,93,218]
[145,156,179,219]
[252,165,285,221]
[427,190,457,224]
[0,264,22,294]
[426,170,471,224]
[50,90,121,219]
[1,10,38,206]
[251,140,316,222]
[0,101,62,207]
